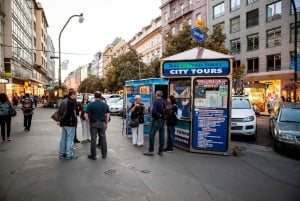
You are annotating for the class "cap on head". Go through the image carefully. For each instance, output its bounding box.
[155,90,163,97]
[135,95,141,99]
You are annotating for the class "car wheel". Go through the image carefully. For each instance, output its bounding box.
[251,128,257,141]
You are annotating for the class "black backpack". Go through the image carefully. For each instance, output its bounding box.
[22,98,32,112]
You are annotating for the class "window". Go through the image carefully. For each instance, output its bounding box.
[290,22,300,43]
[179,22,184,31]
[188,0,192,6]
[171,27,176,35]
[267,54,281,71]
[247,58,259,73]
[290,0,300,14]
[266,28,281,47]
[196,13,202,20]
[247,34,259,51]
[233,60,241,68]
[164,12,168,22]
[246,9,259,28]
[230,16,240,33]
[247,0,257,5]
[230,38,240,54]
[187,18,192,25]
[230,0,240,12]
[213,2,225,19]
[266,1,281,22]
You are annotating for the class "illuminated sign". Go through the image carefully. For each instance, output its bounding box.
[162,60,230,77]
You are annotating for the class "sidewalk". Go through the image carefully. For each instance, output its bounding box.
[0,105,299,201]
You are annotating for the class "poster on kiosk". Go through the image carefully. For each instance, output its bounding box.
[161,47,233,155]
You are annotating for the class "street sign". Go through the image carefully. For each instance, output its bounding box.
[190,27,206,42]
[196,19,204,28]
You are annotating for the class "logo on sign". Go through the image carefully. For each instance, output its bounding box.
[190,27,206,42]
[174,82,185,95]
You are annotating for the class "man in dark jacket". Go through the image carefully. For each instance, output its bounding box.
[84,91,110,160]
[58,88,78,160]
[22,93,34,131]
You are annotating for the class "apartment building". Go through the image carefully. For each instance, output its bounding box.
[128,16,162,65]
[3,0,53,98]
[160,0,207,51]
[207,0,300,103]
[0,0,5,92]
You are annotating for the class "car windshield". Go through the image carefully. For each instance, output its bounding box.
[279,108,300,123]
[232,99,251,109]
[108,98,121,104]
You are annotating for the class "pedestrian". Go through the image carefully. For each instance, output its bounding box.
[21,93,34,131]
[0,93,12,142]
[129,95,146,147]
[12,93,19,108]
[84,91,110,160]
[144,90,166,156]
[57,88,78,160]
[78,94,91,144]
[164,95,178,152]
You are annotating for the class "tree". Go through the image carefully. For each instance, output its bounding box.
[144,57,161,78]
[78,75,104,93]
[163,23,229,58]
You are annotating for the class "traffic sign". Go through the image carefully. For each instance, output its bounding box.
[190,27,206,42]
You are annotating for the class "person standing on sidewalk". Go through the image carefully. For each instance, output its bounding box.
[129,95,146,147]
[0,93,12,142]
[144,90,165,156]
[21,93,34,131]
[84,91,110,160]
[78,94,91,143]
[58,88,78,160]
[164,95,178,152]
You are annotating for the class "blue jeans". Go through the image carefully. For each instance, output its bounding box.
[90,121,107,157]
[148,118,164,153]
[167,125,175,149]
[59,126,75,158]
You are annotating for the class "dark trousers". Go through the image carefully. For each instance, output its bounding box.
[149,118,165,153]
[0,115,11,140]
[90,121,107,157]
[24,114,32,129]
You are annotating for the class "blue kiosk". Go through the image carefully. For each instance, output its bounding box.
[161,47,233,155]
[124,78,168,135]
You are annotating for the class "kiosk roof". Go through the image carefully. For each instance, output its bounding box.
[161,47,233,61]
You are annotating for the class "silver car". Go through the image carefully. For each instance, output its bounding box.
[269,103,300,151]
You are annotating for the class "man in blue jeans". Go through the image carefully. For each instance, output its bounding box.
[58,88,78,160]
[84,91,110,160]
[144,90,165,156]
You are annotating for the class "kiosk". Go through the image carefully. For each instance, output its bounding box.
[161,47,233,155]
[124,78,168,135]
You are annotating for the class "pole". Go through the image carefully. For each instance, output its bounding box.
[58,13,83,86]
[291,0,298,102]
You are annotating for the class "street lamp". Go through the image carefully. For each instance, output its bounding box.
[128,48,141,80]
[58,13,84,86]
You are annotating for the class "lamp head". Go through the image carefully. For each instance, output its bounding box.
[79,13,84,23]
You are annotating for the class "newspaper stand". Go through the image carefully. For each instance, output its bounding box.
[124,78,168,135]
[161,47,234,155]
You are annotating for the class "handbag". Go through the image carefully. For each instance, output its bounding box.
[9,105,17,117]
[51,110,60,122]
[129,118,139,128]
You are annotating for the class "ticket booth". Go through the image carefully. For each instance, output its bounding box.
[161,47,234,155]
[124,78,168,135]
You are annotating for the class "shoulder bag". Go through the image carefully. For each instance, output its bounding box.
[9,104,17,117]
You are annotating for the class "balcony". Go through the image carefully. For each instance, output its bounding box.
[168,5,193,23]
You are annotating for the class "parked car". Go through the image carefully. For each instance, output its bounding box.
[269,103,300,151]
[231,96,257,140]
[109,99,124,115]
[102,94,122,102]
[107,97,122,107]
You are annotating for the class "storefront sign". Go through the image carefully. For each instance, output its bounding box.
[162,59,230,77]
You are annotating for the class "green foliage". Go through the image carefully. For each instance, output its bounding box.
[233,64,245,79]
[78,76,104,93]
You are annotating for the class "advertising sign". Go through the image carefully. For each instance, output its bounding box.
[192,78,229,152]
[162,60,230,77]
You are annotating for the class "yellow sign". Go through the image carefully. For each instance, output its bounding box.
[196,19,204,28]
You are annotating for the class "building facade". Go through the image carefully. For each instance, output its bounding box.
[2,0,52,99]
[207,0,300,104]
[128,16,162,65]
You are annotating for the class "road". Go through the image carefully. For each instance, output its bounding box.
[0,105,299,201]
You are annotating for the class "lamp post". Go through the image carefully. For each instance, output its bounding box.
[128,48,141,80]
[58,13,84,86]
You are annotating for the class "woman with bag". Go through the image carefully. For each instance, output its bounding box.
[0,93,12,142]
[129,95,145,147]
[78,94,91,143]
[164,95,178,152]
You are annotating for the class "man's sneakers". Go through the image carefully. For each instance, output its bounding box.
[64,155,78,160]
[163,147,173,152]
[88,155,97,160]
[143,151,154,156]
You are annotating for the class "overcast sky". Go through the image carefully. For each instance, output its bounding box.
[38,0,161,80]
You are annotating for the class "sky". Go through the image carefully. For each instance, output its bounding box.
[38,0,161,80]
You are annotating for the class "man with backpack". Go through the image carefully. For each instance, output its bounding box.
[144,90,166,156]
[22,93,35,131]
